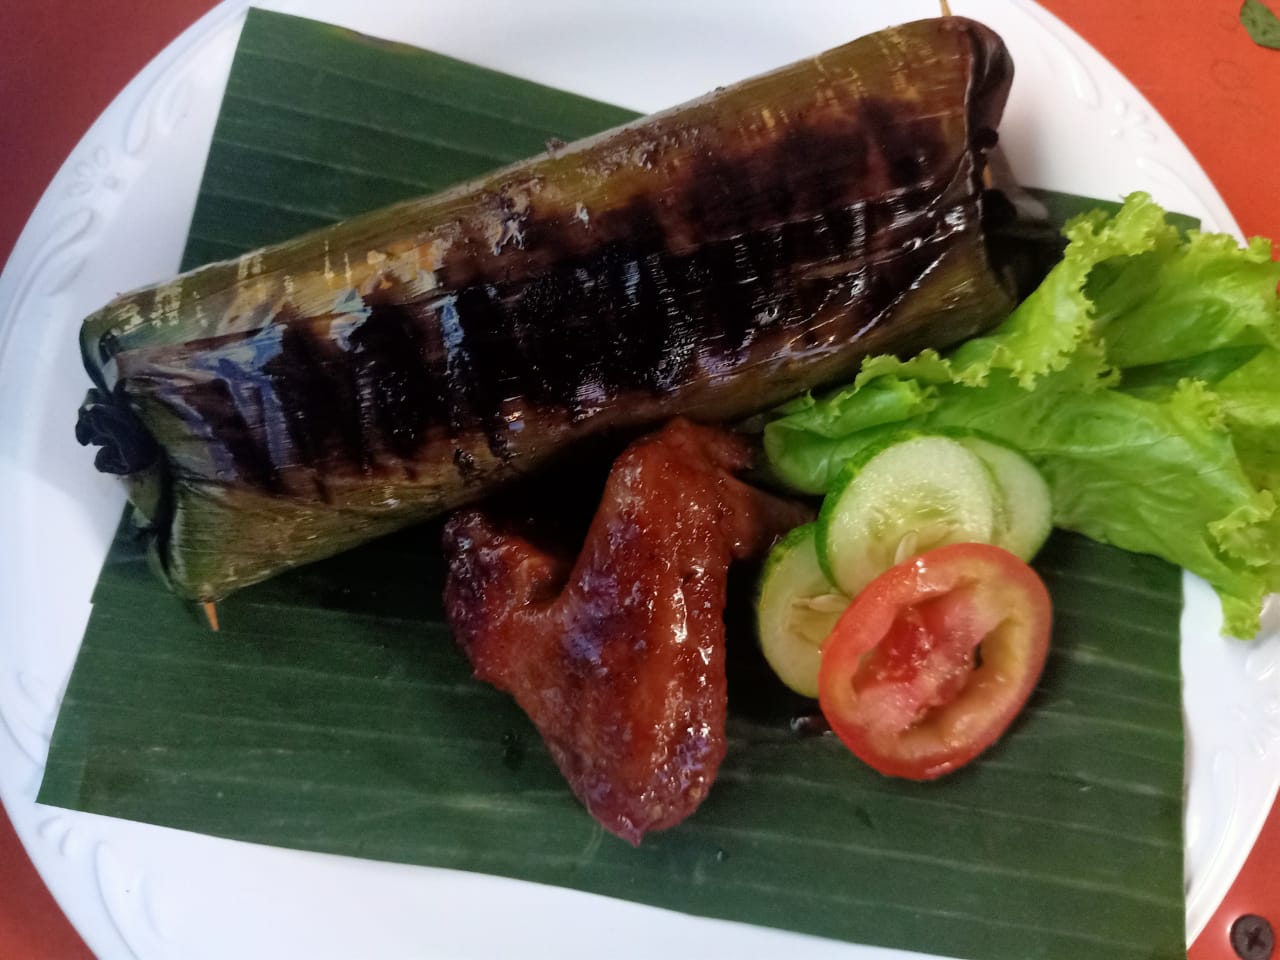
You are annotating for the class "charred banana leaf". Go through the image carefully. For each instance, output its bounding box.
[78,17,1015,600]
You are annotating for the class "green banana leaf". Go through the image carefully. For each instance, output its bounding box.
[40,11,1185,960]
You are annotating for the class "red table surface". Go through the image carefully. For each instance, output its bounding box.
[1,2,1277,958]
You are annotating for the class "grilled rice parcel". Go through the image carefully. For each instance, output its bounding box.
[76,17,1014,600]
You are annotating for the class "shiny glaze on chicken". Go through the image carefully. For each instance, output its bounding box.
[443,420,810,842]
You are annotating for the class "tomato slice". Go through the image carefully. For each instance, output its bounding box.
[817,542,1051,780]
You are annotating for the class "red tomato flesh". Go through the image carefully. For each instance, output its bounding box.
[817,542,1051,780]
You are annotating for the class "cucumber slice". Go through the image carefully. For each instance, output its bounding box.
[961,436,1053,560]
[756,524,847,698]
[818,434,998,596]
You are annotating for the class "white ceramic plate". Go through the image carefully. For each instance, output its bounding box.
[2,2,1278,958]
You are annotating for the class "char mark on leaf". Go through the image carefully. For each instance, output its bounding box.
[450,285,533,461]
[267,313,371,476]
[348,300,444,463]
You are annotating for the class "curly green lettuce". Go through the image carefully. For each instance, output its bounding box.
[765,193,1280,638]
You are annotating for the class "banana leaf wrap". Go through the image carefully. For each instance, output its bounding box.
[77,16,1015,601]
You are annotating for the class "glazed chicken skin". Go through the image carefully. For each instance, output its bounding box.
[442,419,811,844]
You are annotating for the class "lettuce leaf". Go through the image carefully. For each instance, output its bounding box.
[1216,347,1280,492]
[764,193,1280,638]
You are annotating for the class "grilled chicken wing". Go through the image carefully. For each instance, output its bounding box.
[442,419,810,843]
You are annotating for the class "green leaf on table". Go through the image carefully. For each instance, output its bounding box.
[179,9,636,270]
[41,11,1186,960]
[42,518,1187,960]
[1241,0,1280,49]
